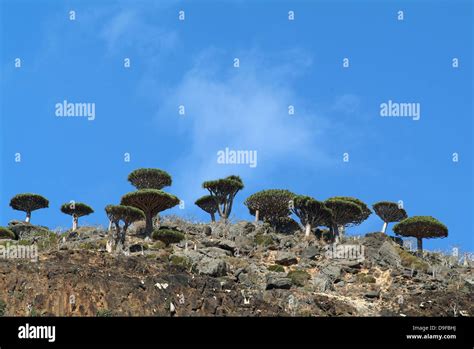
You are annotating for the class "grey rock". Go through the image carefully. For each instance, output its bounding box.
[312,274,334,292]
[320,264,342,281]
[200,247,231,258]
[275,252,298,266]
[266,274,292,290]
[301,246,319,260]
[196,257,227,277]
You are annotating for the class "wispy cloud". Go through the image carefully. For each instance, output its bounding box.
[156,48,335,203]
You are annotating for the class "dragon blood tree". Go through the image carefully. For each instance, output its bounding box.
[393,216,448,256]
[327,196,371,234]
[123,168,179,235]
[372,201,407,234]
[244,189,295,228]
[324,198,363,242]
[195,195,219,222]
[291,195,333,237]
[60,202,94,231]
[202,175,244,222]
[128,168,172,190]
[9,193,49,223]
[121,190,179,236]
[105,205,145,251]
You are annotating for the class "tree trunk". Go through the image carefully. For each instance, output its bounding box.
[305,223,312,237]
[72,215,78,231]
[381,221,388,234]
[332,224,339,243]
[25,212,31,223]
[255,210,259,222]
[145,214,153,236]
[210,212,215,222]
[108,220,112,232]
[417,237,423,257]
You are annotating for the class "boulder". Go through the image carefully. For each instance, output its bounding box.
[301,246,319,260]
[312,274,334,292]
[196,257,227,277]
[266,274,292,290]
[275,252,298,266]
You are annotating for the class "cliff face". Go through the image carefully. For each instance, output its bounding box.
[0,219,472,317]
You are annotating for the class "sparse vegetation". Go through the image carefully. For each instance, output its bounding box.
[152,229,185,246]
[96,309,114,317]
[268,264,285,273]
[254,232,275,247]
[356,274,376,283]
[0,300,6,316]
[0,227,16,240]
[287,270,310,286]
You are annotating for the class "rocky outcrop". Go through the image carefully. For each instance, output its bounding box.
[0,220,472,317]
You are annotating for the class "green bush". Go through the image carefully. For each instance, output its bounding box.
[0,227,16,240]
[96,309,114,317]
[356,274,376,283]
[396,246,429,271]
[169,255,191,268]
[287,270,310,286]
[152,229,185,246]
[268,264,285,273]
[254,233,274,247]
[0,300,6,316]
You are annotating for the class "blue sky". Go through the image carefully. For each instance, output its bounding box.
[1,0,472,252]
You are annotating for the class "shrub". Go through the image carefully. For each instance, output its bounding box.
[60,202,94,231]
[287,270,311,286]
[152,229,185,246]
[96,309,114,317]
[169,255,191,268]
[9,193,49,223]
[372,201,407,234]
[396,246,429,271]
[268,264,285,273]
[0,227,16,240]
[393,216,448,256]
[254,233,275,247]
[0,300,6,316]
[202,175,244,222]
[356,274,376,283]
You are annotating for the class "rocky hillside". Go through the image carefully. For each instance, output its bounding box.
[0,218,472,317]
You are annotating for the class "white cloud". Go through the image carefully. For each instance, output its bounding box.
[156,49,335,203]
